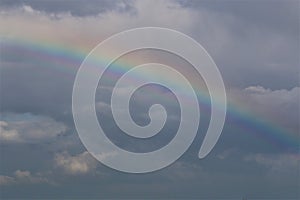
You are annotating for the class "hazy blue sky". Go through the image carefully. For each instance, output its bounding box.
[0,0,299,199]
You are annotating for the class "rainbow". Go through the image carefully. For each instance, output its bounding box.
[1,37,299,153]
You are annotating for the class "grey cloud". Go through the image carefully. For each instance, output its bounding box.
[183,5,299,89]
[244,153,300,188]
[0,0,135,16]
[229,86,300,133]
[0,44,78,124]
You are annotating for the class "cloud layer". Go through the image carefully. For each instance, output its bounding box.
[0,0,299,198]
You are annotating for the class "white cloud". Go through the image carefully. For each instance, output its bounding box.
[244,85,271,94]
[0,175,15,186]
[14,170,49,184]
[54,151,97,175]
[0,121,20,142]
[22,5,35,14]
[0,113,67,143]
[0,170,49,186]
[244,153,300,178]
[95,101,111,114]
[217,148,237,160]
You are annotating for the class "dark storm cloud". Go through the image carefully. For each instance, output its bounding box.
[178,0,299,36]
[178,0,300,90]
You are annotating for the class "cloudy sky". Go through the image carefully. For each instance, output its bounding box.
[0,0,299,199]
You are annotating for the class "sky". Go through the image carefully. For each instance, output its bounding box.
[0,0,299,199]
